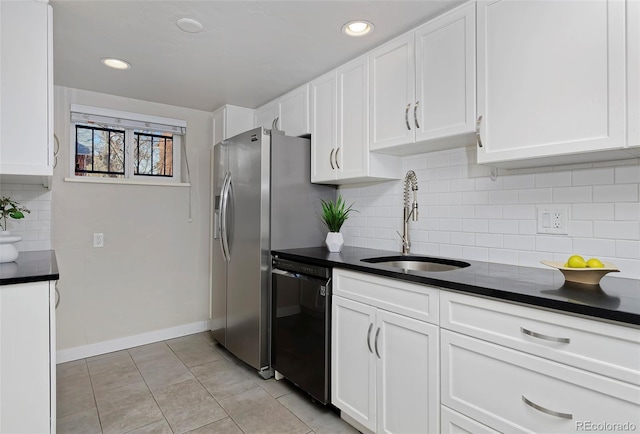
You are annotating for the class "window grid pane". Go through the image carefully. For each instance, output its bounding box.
[75,124,125,178]
[134,132,173,177]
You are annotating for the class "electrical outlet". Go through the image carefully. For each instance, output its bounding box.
[93,233,104,248]
[537,206,568,235]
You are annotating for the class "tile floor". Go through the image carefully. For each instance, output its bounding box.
[56,332,359,434]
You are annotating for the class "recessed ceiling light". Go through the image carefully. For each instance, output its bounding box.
[342,20,374,37]
[176,17,204,33]
[101,58,131,70]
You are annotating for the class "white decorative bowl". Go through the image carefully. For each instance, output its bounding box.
[540,260,619,285]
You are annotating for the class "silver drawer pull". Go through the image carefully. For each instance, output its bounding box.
[374,327,381,359]
[329,148,335,170]
[367,323,373,353]
[476,115,483,147]
[414,101,420,129]
[405,103,411,130]
[522,395,573,420]
[521,327,570,344]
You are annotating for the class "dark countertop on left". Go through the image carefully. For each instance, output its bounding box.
[0,250,59,285]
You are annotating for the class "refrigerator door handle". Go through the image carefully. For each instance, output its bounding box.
[220,172,232,262]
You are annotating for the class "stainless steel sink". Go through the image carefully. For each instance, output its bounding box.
[361,255,470,272]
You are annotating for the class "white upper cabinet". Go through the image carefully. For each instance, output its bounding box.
[415,3,475,144]
[254,100,279,131]
[278,84,309,137]
[254,85,310,137]
[370,2,476,155]
[476,0,629,168]
[311,55,401,185]
[628,0,640,152]
[212,105,254,145]
[0,0,53,182]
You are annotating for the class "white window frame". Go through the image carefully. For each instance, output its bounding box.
[68,104,186,185]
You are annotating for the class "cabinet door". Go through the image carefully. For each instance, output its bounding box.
[0,1,52,177]
[628,0,640,151]
[213,105,254,145]
[332,295,377,432]
[279,84,310,137]
[414,2,475,143]
[310,71,338,183]
[0,281,51,434]
[337,55,369,180]
[370,33,415,150]
[376,309,439,434]
[254,100,278,130]
[476,0,626,167]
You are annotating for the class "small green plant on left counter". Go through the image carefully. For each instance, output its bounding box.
[0,197,30,232]
[320,195,357,233]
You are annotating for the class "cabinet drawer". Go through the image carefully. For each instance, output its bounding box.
[442,330,640,434]
[441,405,500,434]
[334,269,438,324]
[440,290,640,385]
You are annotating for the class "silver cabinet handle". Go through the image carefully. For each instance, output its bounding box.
[329,149,335,170]
[414,101,420,129]
[53,133,60,168]
[272,117,280,130]
[476,115,483,147]
[55,281,60,309]
[521,327,570,344]
[522,396,573,420]
[335,147,340,169]
[367,323,373,353]
[374,327,381,359]
[405,103,411,130]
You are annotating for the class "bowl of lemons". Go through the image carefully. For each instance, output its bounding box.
[541,255,619,285]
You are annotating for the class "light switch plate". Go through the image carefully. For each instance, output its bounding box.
[93,232,104,248]
[537,205,568,235]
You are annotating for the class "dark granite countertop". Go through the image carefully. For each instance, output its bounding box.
[0,250,59,285]
[272,246,640,326]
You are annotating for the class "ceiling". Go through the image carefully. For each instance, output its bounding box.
[51,1,464,112]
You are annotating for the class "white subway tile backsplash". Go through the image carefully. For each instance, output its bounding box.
[552,186,592,203]
[489,219,519,234]
[504,235,536,251]
[615,165,640,184]
[488,190,519,204]
[615,240,640,259]
[535,236,573,253]
[572,167,614,186]
[518,188,553,204]
[593,221,640,240]
[535,171,571,188]
[571,203,614,221]
[340,149,640,278]
[572,238,617,257]
[0,183,51,252]
[615,203,640,221]
[593,184,639,203]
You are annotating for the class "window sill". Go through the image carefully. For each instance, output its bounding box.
[64,177,191,187]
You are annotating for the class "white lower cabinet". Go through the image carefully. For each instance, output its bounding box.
[0,281,56,433]
[440,405,499,434]
[440,290,640,434]
[331,269,439,434]
[441,329,640,434]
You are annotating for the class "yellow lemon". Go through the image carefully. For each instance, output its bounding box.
[567,255,587,268]
[586,258,605,268]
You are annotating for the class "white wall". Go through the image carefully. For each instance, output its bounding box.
[52,86,213,355]
[0,183,51,251]
[339,146,640,279]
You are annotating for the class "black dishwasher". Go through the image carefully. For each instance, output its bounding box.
[271,256,331,404]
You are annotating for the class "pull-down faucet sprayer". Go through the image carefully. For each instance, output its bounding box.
[400,170,418,255]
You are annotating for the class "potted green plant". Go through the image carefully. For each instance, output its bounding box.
[320,195,357,253]
[0,197,30,263]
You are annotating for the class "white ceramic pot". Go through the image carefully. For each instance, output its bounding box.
[325,232,344,253]
[0,231,22,263]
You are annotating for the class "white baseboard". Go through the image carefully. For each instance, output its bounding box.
[56,321,210,364]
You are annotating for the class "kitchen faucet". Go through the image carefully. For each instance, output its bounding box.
[399,170,419,255]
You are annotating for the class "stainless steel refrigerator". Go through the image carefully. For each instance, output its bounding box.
[211,127,335,377]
